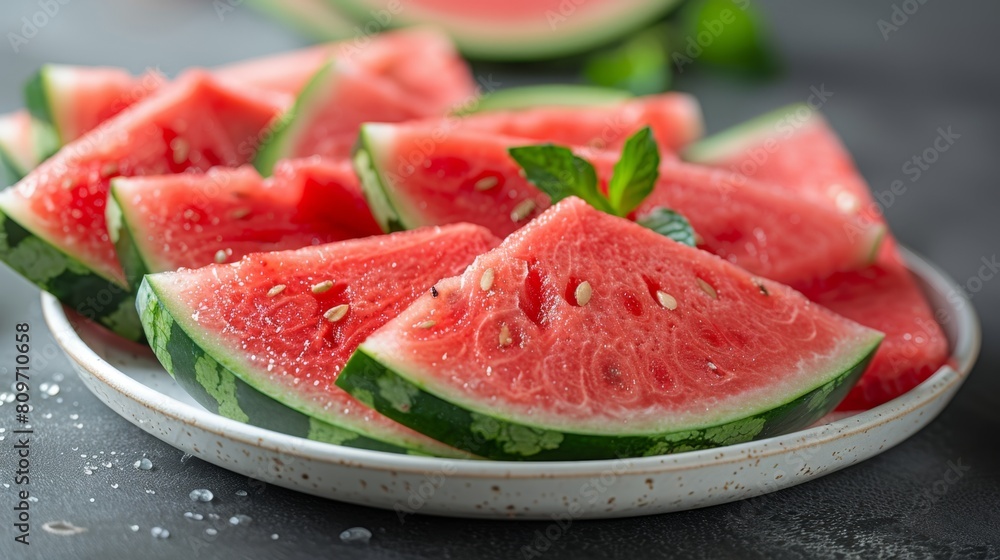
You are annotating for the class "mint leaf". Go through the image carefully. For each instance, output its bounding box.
[607,126,660,216]
[507,145,613,213]
[637,207,697,246]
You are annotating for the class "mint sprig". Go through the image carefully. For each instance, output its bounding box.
[507,145,613,214]
[508,127,698,245]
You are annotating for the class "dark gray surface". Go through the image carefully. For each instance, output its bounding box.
[1,1,998,558]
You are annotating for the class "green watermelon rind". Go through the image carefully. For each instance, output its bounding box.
[336,335,882,461]
[23,66,64,155]
[326,0,684,61]
[244,0,355,41]
[353,125,410,233]
[106,183,152,291]
[0,206,143,341]
[136,276,471,458]
[682,103,815,165]
[463,85,632,115]
[253,61,335,176]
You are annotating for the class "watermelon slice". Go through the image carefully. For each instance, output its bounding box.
[328,0,683,60]
[336,198,883,461]
[255,29,475,172]
[137,224,499,455]
[25,65,166,147]
[684,107,949,409]
[0,72,286,339]
[0,111,50,182]
[456,93,703,153]
[354,124,884,283]
[108,158,381,289]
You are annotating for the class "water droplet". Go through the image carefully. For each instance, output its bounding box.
[129,525,139,532]
[150,527,170,539]
[69,413,79,420]
[111,484,119,489]
[205,528,218,536]
[184,512,204,521]
[134,458,153,470]
[42,521,86,535]
[180,453,193,463]
[189,489,214,502]
[229,514,252,526]
[88,498,95,503]
[145,489,156,495]
[271,533,279,540]
[339,527,373,544]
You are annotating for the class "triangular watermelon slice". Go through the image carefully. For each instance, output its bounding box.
[0,110,51,183]
[0,72,287,340]
[456,93,703,153]
[108,158,381,289]
[354,123,884,284]
[254,29,475,172]
[25,65,167,148]
[684,106,948,409]
[137,224,499,456]
[336,198,883,461]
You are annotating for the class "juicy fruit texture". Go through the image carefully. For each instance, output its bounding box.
[684,105,880,225]
[633,162,884,285]
[138,225,499,454]
[25,65,165,146]
[0,72,285,339]
[337,199,883,460]
[686,107,948,409]
[329,0,683,60]
[255,29,475,171]
[0,111,47,182]
[109,158,381,289]
[796,259,949,410]
[459,93,702,153]
[356,124,884,283]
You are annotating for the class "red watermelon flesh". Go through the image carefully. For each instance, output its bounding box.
[0,71,287,286]
[794,256,948,411]
[684,108,948,409]
[141,224,499,448]
[357,124,884,284]
[32,65,167,145]
[458,93,702,153]
[110,158,381,286]
[346,198,882,441]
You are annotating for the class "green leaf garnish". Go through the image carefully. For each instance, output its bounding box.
[507,145,613,214]
[674,0,780,78]
[583,28,672,95]
[636,207,697,246]
[509,129,697,245]
[607,126,660,216]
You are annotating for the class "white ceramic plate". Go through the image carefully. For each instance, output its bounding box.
[42,248,980,520]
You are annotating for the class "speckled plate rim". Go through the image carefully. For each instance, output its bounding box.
[41,247,980,480]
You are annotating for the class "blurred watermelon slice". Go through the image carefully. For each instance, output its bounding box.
[685,106,949,410]
[327,0,684,60]
[0,72,286,339]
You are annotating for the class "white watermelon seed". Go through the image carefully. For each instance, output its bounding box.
[480,268,495,291]
[311,280,334,294]
[230,207,251,220]
[574,281,592,306]
[417,320,436,329]
[510,200,536,222]
[324,304,349,323]
[656,290,678,310]
[696,278,718,299]
[474,176,499,191]
[267,284,286,298]
[170,138,190,164]
[498,325,513,347]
